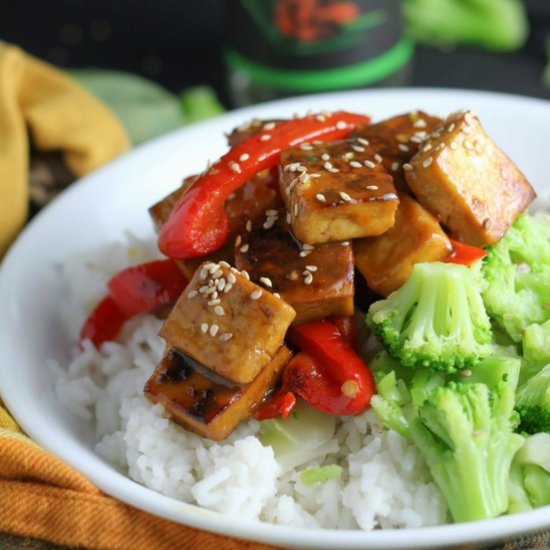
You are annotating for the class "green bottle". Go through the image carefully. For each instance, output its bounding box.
[225,0,413,107]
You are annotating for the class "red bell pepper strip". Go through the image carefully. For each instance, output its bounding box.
[158,111,370,259]
[287,320,375,415]
[254,388,297,421]
[80,259,188,347]
[107,259,188,317]
[445,239,487,266]
[79,296,127,347]
[330,315,359,352]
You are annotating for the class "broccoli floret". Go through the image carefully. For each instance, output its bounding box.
[366,262,492,373]
[519,320,550,384]
[461,355,521,390]
[509,433,550,512]
[515,364,550,434]
[410,381,524,522]
[482,213,550,343]
[370,351,446,438]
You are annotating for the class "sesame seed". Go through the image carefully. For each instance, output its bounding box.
[250,289,263,300]
[219,333,233,342]
[286,212,291,223]
[435,143,445,151]
[304,272,313,285]
[266,209,278,216]
[409,135,423,144]
[339,191,352,202]
[219,261,230,268]
[239,153,250,162]
[357,137,369,146]
[323,161,333,171]
[240,244,249,253]
[302,243,314,250]
[315,193,326,203]
[199,268,208,280]
[413,118,427,128]
[299,250,311,257]
[364,160,376,169]
[199,285,209,294]
[349,161,363,168]
[352,145,365,153]
[336,121,347,130]
[260,134,272,141]
[464,139,473,150]
[310,173,321,178]
[227,272,236,284]
[382,193,398,200]
[241,270,250,280]
[187,290,198,299]
[235,235,242,247]
[214,305,225,316]
[403,163,413,172]
[422,143,432,152]
[366,185,378,190]
[374,154,383,163]
[217,278,226,291]
[300,143,313,150]
[263,121,276,130]
[422,157,433,168]
[208,298,221,306]
[273,293,281,299]
[344,152,354,160]
[316,114,326,122]
[398,144,409,152]
[461,124,473,135]
[212,269,223,279]
[229,161,241,173]
[294,203,299,216]
[460,369,473,377]
[321,153,330,161]
[447,123,455,133]
[305,265,318,271]
[201,323,209,334]
[259,276,273,288]
[246,220,252,232]
[209,324,219,337]
[328,167,340,173]
[224,283,233,293]
[391,162,400,171]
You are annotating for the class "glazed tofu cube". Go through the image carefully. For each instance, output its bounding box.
[149,172,282,279]
[160,261,296,384]
[234,208,354,324]
[145,346,291,441]
[352,111,443,192]
[354,194,452,296]
[404,110,536,246]
[279,139,399,244]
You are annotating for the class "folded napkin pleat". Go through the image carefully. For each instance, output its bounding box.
[0,41,129,257]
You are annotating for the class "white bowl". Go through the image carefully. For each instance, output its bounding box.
[1,88,550,549]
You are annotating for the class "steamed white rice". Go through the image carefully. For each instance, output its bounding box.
[51,236,449,529]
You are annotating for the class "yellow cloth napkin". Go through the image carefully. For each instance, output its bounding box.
[0,41,129,257]
[0,43,281,550]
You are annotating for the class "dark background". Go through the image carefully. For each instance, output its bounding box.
[0,0,549,106]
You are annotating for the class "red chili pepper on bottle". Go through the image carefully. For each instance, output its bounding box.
[286,320,375,415]
[445,238,487,266]
[80,259,188,346]
[158,111,370,260]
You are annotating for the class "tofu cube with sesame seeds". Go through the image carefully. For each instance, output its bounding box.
[404,110,536,246]
[144,345,292,441]
[234,208,354,324]
[354,194,452,296]
[351,111,443,193]
[159,261,296,384]
[149,171,282,279]
[279,140,399,244]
